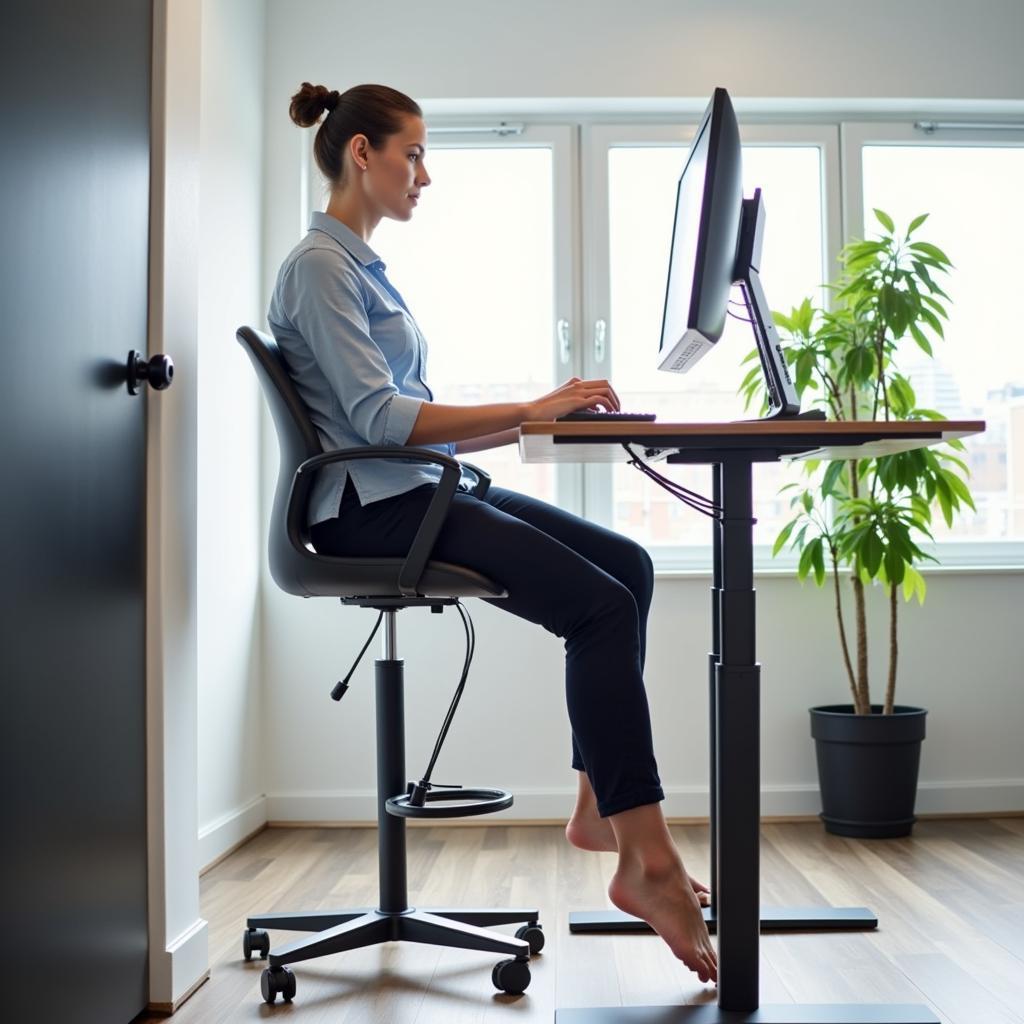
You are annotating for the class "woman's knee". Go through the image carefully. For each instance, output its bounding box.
[615,538,654,605]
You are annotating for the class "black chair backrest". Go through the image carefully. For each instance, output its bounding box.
[236,325,505,602]
[236,326,325,595]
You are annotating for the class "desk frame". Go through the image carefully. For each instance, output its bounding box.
[517,421,983,1024]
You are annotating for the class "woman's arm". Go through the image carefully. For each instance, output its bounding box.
[406,402,526,446]
[454,427,520,455]
[405,377,621,447]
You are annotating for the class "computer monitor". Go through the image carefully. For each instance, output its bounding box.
[657,87,818,420]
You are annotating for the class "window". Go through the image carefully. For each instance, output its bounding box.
[299,111,1021,568]
[845,123,1024,556]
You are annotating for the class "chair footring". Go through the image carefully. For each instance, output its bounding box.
[386,786,513,819]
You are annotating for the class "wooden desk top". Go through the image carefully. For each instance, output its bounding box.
[519,419,985,464]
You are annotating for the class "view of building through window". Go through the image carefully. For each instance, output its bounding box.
[862,146,1024,541]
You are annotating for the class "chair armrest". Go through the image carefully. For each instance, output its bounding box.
[288,446,462,597]
[458,461,491,500]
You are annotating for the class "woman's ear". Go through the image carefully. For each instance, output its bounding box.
[350,133,369,171]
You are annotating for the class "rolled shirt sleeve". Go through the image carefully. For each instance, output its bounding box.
[281,248,423,447]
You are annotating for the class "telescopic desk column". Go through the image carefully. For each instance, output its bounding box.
[715,457,761,1010]
[708,463,721,920]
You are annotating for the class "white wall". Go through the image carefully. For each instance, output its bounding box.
[196,0,267,868]
[253,0,1024,825]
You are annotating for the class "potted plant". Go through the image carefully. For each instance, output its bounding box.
[741,210,977,837]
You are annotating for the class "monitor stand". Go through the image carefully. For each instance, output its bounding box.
[735,189,826,422]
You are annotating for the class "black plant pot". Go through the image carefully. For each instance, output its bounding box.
[809,704,927,838]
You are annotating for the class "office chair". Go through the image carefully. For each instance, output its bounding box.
[235,326,542,1005]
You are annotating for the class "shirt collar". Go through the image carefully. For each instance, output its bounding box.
[309,211,383,268]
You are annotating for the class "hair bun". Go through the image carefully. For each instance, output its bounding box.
[288,82,338,128]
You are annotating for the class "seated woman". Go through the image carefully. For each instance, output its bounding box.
[268,81,717,987]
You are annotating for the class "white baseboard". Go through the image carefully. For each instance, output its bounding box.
[148,915,209,1012]
[266,779,1024,824]
[915,778,1024,815]
[198,795,267,870]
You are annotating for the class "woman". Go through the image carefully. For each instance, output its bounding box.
[268,82,718,986]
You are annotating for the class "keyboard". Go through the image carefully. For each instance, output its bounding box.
[556,410,657,422]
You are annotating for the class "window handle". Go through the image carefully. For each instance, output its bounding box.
[557,318,572,364]
[593,319,607,364]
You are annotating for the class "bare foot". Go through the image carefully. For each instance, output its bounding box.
[565,814,712,907]
[608,857,718,984]
[565,812,617,852]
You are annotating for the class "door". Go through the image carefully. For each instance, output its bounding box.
[0,1,152,1021]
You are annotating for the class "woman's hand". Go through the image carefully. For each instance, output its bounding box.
[524,377,621,422]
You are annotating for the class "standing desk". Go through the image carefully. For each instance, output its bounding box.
[520,418,984,1024]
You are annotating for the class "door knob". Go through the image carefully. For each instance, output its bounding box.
[127,351,174,395]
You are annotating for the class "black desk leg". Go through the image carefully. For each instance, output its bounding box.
[557,458,938,1022]
[715,459,761,1009]
[708,462,721,919]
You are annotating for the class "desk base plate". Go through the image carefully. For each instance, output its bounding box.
[556,1003,939,1023]
[568,907,877,933]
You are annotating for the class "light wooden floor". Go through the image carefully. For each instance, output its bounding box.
[141,818,1024,1023]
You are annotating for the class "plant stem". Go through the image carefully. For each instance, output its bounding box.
[830,544,863,713]
[851,573,870,713]
[848,454,871,713]
[876,323,891,422]
[885,582,898,715]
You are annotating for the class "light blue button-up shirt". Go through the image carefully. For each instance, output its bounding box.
[268,212,457,526]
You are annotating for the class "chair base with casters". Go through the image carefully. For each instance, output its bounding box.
[243,603,543,1004]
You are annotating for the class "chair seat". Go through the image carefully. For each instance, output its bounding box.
[291,556,507,600]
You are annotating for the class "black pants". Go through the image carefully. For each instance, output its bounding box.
[311,480,664,818]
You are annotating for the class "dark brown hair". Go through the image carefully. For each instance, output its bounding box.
[289,83,423,187]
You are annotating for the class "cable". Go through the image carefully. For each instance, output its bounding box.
[408,600,476,805]
[622,444,722,519]
[727,308,754,324]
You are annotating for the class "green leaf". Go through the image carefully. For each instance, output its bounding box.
[821,460,845,498]
[797,541,816,580]
[811,538,826,586]
[909,240,952,265]
[909,322,933,355]
[861,530,884,576]
[905,564,927,604]
[906,213,929,236]
[773,519,796,557]
[934,475,954,527]
[919,307,945,339]
[884,545,905,586]
[943,469,976,509]
[873,208,896,233]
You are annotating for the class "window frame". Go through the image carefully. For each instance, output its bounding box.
[842,120,1024,567]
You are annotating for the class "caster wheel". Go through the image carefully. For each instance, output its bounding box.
[515,923,545,955]
[243,928,270,961]
[260,966,296,1004]
[492,957,531,995]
